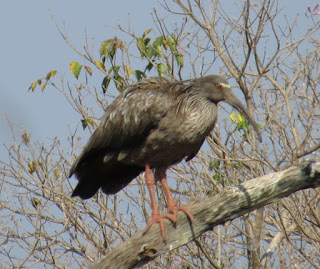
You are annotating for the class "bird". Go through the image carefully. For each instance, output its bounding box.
[69,75,262,240]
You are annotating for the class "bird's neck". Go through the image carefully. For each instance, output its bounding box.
[174,93,218,142]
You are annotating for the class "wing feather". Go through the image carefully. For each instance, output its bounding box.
[69,77,178,176]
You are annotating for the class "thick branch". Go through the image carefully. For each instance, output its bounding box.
[90,162,320,269]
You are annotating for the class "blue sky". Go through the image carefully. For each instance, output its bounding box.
[0,0,312,154]
[0,0,160,148]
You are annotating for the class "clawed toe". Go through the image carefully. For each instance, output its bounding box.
[143,205,195,241]
[143,213,176,240]
[168,205,195,223]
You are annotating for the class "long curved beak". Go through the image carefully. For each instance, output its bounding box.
[225,92,262,142]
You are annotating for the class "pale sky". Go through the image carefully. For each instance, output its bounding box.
[0,0,311,155]
[0,0,160,146]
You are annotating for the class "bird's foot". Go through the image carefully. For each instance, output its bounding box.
[167,202,196,223]
[143,212,176,241]
[143,201,198,241]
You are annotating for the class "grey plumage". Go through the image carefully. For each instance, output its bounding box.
[69,75,261,199]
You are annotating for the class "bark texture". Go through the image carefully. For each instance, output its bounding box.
[89,161,320,269]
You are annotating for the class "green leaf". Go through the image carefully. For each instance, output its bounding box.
[157,63,168,77]
[38,159,44,169]
[81,118,95,130]
[153,36,164,47]
[41,83,47,92]
[87,118,95,127]
[69,61,82,79]
[53,169,60,180]
[85,66,93,76]
[236,113,249,132]
[134,70,146,81]
[51,70,57,78]
[230,112,238,123]
[153,45,163,57]
[144,37,151,46]
[142,29,152,38]
[137,38,146,56]
[168,37,176,50]
[238,113,245,123]
[124,65,131,75]
[102,65,123,92]
[112,65,124,91]
[28,161,37,174]
[145,47,155,59]
[31,197,41,209]
[46,70,57,81]
[112,65,121,74]
[212,173,225,183]
[29,79,43,92]
[146,62,154,71]
[209,159,221,170]
[95,61,106,72]
[153,36,164,57]
[231,112,251,140]
[81,119,88,130]
[29,81,38,92]
[45,73,51,81]
[112,65,121,81]
[101,76,111,93]
[162,39,169,50]
[174,52,184,67]
[100,40,115,61]
[137,37,152,58]
[22,132,30,145]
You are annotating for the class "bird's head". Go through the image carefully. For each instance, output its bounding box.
[198,75,262,142]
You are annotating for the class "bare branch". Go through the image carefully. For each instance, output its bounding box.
[90,162,320,269]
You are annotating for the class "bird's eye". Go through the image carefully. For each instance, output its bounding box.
[215,84,222,89]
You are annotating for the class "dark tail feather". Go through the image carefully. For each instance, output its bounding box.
[71,179,101,199]
[100,163,143,195]
[70,154,143,199]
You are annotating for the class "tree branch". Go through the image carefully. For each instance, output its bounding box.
[89,162,320,269]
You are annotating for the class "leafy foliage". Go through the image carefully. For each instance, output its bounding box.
[29,70,56,92]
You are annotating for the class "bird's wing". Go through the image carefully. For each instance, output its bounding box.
[69,77,179,176]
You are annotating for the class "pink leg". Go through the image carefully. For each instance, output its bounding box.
[156,167,195,223]
[143,164,175,240]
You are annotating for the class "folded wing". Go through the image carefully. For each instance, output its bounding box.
[69,77,178,199]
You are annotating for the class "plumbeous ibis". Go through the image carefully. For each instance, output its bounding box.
[69,75,262,239]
